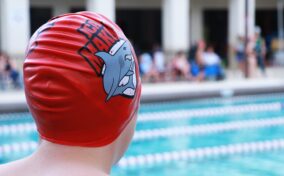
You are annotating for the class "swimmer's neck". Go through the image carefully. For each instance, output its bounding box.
[28,140,114,176]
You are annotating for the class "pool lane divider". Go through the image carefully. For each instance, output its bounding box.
[2,139,284,167]
[0,112,31,122]
[0,141,38,156]
[134,117,284,140]
[2,117,284,141]
[0,123,36,135]
[117,139,284,168]
[139,102,283,122]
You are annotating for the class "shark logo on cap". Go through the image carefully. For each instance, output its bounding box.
[95,39,137,101]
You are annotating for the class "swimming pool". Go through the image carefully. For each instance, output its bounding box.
[1,93,284,175]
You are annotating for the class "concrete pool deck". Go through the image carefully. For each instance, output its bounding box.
[142,78,284,102]
[1,67,284,112]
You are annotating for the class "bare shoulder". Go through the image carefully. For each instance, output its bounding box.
[0,159,27,176]
[0,157,110,176]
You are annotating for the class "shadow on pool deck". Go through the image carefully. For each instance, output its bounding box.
[1,68,284,112]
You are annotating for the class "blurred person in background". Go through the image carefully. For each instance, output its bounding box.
[139,49,159,82]
[264,33,275,66]
[188,42,198,63]
[192,40,207,81]
[202,44,225,81]
[152,44,166,81]
[170,51,191,81]
[254,26,267,76]
[203,45,221,66]
[0,52,21,89]
[234,36,246,76]
[187,41,198,74]
[195,40,206,68]
[247,36,258,77]
[0,52,6,90]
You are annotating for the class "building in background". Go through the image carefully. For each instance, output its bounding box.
[0,0,281,69]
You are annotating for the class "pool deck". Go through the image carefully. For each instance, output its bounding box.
[142,78,284,102]
[1,67,284,112]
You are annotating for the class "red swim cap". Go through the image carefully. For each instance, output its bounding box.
[24,12,141,147]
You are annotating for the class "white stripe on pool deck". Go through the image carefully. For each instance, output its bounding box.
[142,92,284,108]
[118,139,284,167]
[139,102,282,122]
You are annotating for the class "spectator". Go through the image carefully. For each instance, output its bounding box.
[196,40,206,66]
[0,52,21,89]
[190,40,206,81]
[139,51,159,82]
[188,42,198,63]
[254,26,266,76]
[0,53,6,90]
[234,36,246,75]
[170,51,191,81]
[202,45,225,80]
[247,37,258,77]
[203,45,221,66]
[153,44,165,81]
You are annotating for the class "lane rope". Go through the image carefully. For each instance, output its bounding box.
[134,117,284,140]
[0,141,38,156]
[139,102,282,122]
[0,123,36,135]
[118,139,284,167]
[2,139,284,168]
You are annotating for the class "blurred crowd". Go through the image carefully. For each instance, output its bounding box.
[138,26,271,83]
[234,26,267,78]
[138,42,225,83]
[1,40,226,91]
[0,26,278,90]
[0,52,21,90]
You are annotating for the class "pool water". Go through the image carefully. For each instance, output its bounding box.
[1,93,284,175]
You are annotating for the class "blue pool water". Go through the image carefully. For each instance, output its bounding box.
[1,93,284,175]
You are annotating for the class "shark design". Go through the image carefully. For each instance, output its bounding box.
[95,39,137,101]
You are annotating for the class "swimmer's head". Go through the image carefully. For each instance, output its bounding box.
[24,11,141,155]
